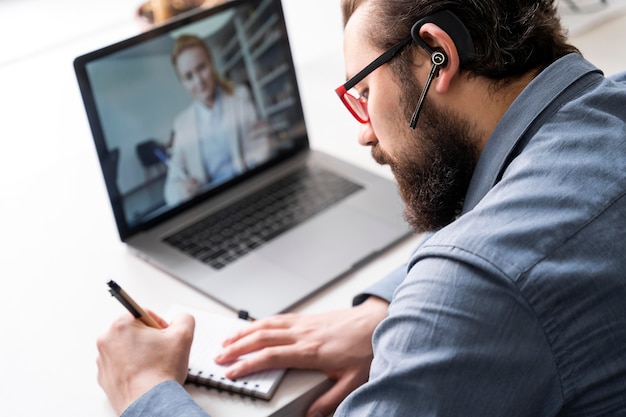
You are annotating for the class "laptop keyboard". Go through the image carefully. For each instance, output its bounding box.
[163,167,363,269]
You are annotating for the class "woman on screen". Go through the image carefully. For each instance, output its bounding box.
[164,34,269,205]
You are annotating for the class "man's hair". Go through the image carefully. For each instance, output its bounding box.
[341,0,578,82]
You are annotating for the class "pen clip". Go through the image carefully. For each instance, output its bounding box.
[107,280,141,318]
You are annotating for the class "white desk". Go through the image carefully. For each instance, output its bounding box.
[0,1,624,416]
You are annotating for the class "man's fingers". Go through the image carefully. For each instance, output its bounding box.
[222,314,297,346]
[217,328,296,364]
[223,344,305,379]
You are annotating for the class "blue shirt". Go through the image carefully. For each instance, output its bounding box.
[122,53,626,417]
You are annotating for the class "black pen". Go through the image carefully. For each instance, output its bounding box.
[107,280,163,329]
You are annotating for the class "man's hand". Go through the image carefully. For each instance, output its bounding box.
[96,311,195,415]
[215,297,389,417]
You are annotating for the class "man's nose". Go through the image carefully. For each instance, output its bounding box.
[357,121,377,147]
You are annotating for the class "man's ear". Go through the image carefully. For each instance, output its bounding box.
[417,22,461,94]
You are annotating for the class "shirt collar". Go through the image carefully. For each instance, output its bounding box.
[462,53,603,213]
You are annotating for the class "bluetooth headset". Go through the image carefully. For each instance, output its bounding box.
[408,10,474,129]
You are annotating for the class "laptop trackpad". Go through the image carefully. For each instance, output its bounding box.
[257,206,398,282]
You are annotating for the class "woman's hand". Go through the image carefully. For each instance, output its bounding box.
[96,311,195,415]
[215,297,389,417]
[183,177,201,198]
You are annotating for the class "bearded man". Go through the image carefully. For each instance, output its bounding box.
[97,1,626,416]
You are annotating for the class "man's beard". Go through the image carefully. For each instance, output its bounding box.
[372,86,480,233]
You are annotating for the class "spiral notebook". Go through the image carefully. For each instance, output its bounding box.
[168,305,286,400]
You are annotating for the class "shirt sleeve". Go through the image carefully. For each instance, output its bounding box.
[352,232,435,305]
[352,263,407,305]
[609,71,626,83]
[121,381,211,417]
[337,254,562,417]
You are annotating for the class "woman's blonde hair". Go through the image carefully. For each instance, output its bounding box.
[171,34,234,95]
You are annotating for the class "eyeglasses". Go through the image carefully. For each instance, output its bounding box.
[335,36,412,124]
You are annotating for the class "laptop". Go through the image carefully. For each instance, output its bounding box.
[74,0,411,318]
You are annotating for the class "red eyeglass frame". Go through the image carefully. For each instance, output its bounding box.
[335,36,412,123]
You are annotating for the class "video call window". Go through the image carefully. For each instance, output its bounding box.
[85,0,306,230]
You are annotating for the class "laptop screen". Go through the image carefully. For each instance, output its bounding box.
[74,0,308,240]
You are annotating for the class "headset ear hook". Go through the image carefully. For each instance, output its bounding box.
[407,10,473,129]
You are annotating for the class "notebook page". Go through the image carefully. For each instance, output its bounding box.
[167,305,286,400]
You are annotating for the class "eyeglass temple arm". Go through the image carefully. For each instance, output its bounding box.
[341,37,413,91]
